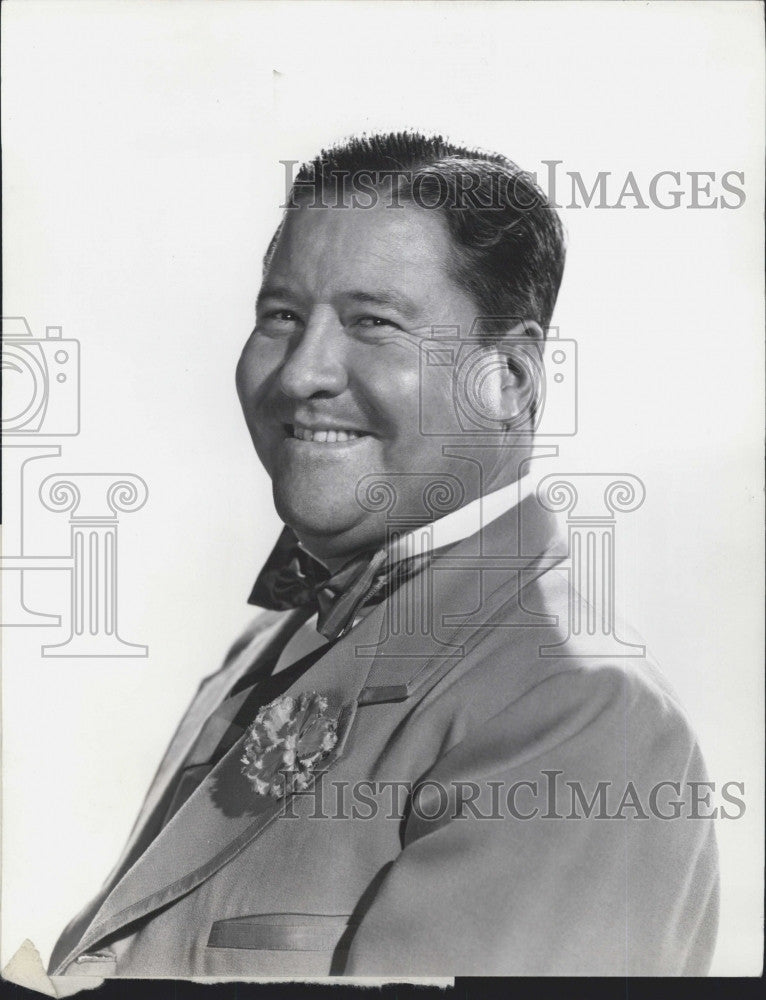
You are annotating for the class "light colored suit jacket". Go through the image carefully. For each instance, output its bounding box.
[50,495,719,977]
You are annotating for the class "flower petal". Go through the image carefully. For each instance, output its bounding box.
[241,690,341,798]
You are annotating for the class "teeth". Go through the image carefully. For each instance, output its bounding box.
[292,426,361,443]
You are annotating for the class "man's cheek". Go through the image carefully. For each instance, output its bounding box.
[238,336,284,388]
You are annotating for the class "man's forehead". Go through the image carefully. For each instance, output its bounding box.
[267,202,453,291]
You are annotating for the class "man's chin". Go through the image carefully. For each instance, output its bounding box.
[273,489,365,556]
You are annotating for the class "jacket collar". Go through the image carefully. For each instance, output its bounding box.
[358,490,564,702]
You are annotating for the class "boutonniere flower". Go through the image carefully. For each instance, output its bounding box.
[240,691,339,798]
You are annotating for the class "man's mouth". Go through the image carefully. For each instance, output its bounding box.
[286,422,368,444]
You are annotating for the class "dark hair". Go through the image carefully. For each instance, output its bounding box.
[268,131,566,334]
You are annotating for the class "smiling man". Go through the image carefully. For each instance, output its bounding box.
[238,186,539,564]
[49,132,719,980]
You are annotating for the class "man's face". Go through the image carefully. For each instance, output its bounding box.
[237,200,518,565]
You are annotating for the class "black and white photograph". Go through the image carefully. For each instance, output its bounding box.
[1,0,763,991]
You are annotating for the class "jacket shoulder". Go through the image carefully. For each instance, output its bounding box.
[419,565,704,784]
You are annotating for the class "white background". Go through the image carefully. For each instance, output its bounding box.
[2,0,763,977]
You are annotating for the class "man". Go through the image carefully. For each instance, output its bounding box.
[49,132,718,978]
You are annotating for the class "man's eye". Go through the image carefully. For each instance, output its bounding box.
[267,310,299,322]
[354,315,399,330]
[258,310,302,334]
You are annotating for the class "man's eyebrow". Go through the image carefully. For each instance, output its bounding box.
[256,286,422,320]
[343,290,421,319]
[256,284,297,305]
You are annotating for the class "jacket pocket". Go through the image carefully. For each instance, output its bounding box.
[207,913,356,953]
[70,950,117,976]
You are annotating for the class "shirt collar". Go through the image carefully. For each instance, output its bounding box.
[387,472,536,565]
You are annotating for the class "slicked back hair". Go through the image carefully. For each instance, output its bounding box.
[267,131,566,336]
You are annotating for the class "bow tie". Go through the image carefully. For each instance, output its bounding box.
[248,526,428,641]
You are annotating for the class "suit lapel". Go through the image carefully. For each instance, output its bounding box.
[50,610,295,973]
[53,601,389,972]
[107,611,295,879]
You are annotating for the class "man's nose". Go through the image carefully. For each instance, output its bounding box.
[278,308,348,399]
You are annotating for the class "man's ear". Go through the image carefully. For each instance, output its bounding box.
[497,320,545,428]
